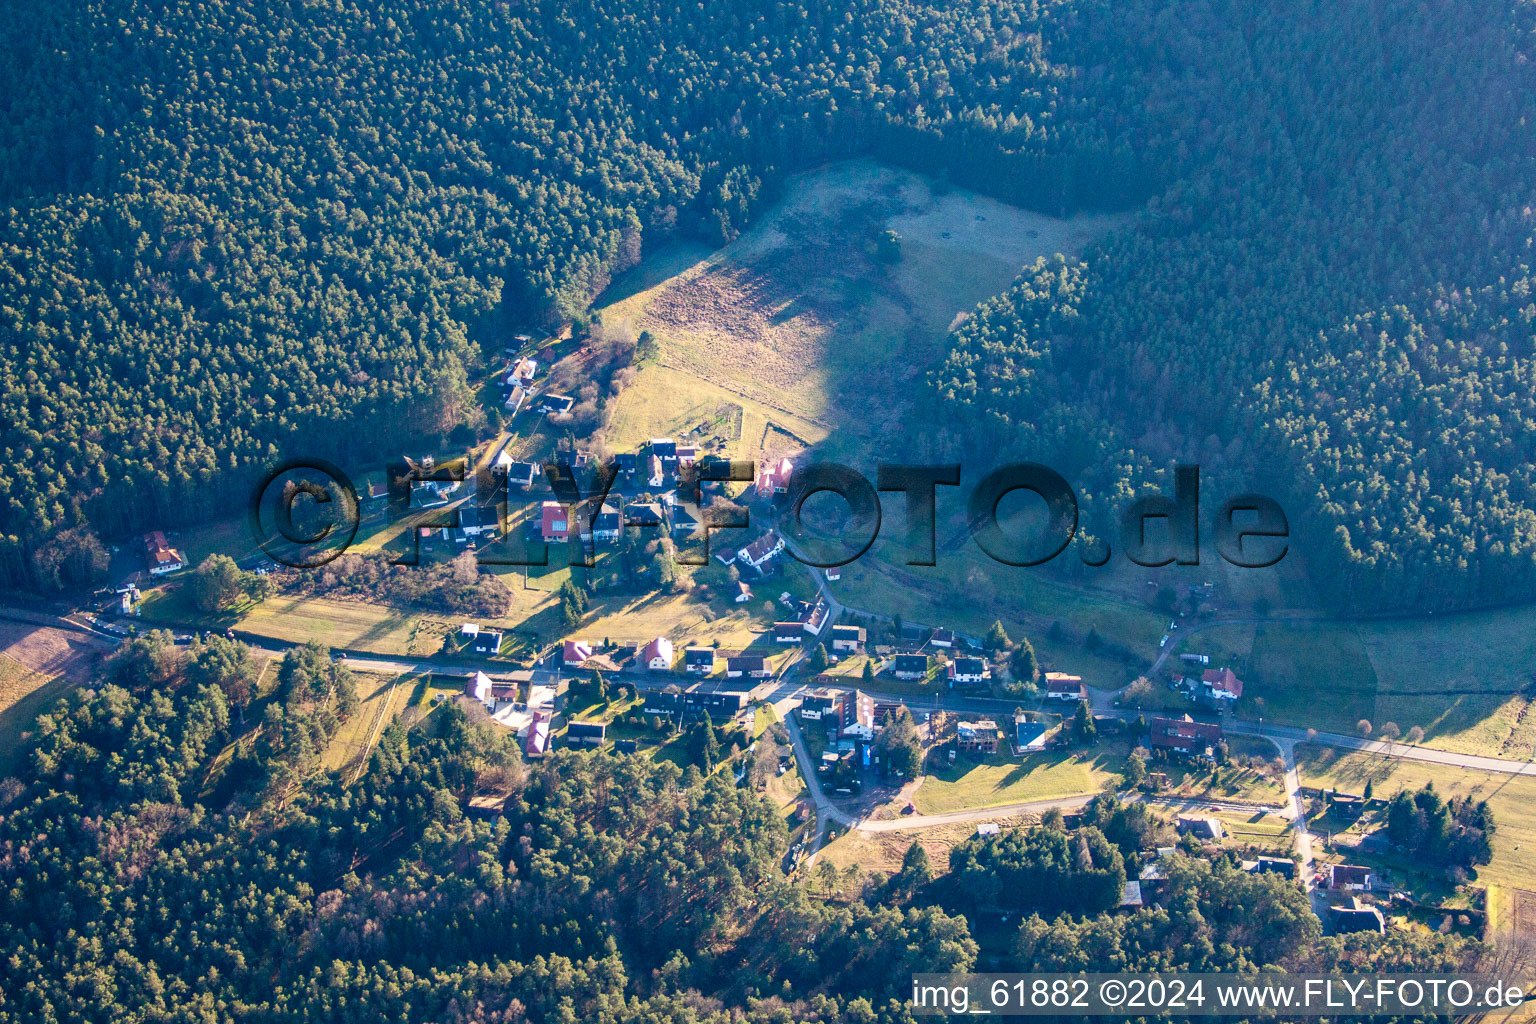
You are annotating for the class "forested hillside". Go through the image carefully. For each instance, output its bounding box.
[5,0,1536,610]
[929,0,1536,610]
[0,0,1130,587]
[0,643,1482,1023]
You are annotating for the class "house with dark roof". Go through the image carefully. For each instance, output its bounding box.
[533,393,575,415]
[773,622,804,644]
[1329,897,1385,934]
[948,657,990,686]
[470,630,505,656]
[1328,864,1374,891]
[799,688,840,721]
[505,461,539,491]
[726,655,769,679]
[1249,856,1297,879]
[683,646,716,674]
[930,628,955,649]
[1175,816,1224,841]
[1013,715,1048,751]
[892,653,929,680]
[567,721,607,746]
[625,501,665,528]
[829,624,865,653]
[669,501,700,538]
[592,502,622,542]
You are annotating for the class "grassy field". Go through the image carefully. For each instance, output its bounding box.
[1211,809,1295,856]
[240,596,425,655]
[1296,745,1536,893]
[0,655,73,777]
[912,746,1124,815]
[817,814,1036,877]
[598,160,1121,463]
[322,670,418,774]
[1230,608,1536,758]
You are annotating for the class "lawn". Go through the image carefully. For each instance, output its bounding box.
[912,746,1124,815]
[0,655,73,777]
[1296,744,1536,893]
[1210,809,1294,856]
[1243,622,1379,734]
[240,596,424,655]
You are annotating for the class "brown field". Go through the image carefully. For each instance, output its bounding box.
[818,814,1037,878]
[0,622,109,776]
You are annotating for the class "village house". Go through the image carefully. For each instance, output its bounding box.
[1175,816,1225,841]
[625,501,665,528]
[533,393,575,416]
[1200,667,1244,701]
[567,721,607,747]
[735,581,753,603]
[1149,714,1224,759]
[773,622,804,644]
[948,656,990,686]
[735,531,785,572]
[803,598,831,636]
[798,688,841,722]
[1328,864,1374,891]
[524,711,552,758]
[465,671,495,710]
[1329,897,1385,934]
[668,500,700,539]
[641,636,674,671]
[563,640,593,667]
[754,457,794,498]
[1248,856,1297,879]
[1043,672,1086,701]
[591,501,622,542]
[683,646,716,674]
[892,653,929,680]
[1013,714,1048,752]
[470,630,505,656]
[540,501,571,542]
[725,654,770,679]
[504,461,539,491]
[142,532,187,575]
[829,624,865,653]
[930,628,955,649]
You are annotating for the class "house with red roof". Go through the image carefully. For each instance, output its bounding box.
[540,501,570,541]
[563,640,593,667]
[641,636,674,671]
[1201,667,1244,701]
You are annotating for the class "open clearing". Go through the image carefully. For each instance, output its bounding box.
[0,622,109,776]
[912,747,1124,815]
[1297,744,1536,893]
[323,671,420,774]
[599,159,1121,461]
[1235,608,1536,758]
[818,814,1037,878]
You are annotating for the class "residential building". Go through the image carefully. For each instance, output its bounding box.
[641,636,674,671]
[1043,672,1086,701]
[930,628,955,649]
[734,581,753,603]
[1249,856,1297,879]
[563,640,593,667]
[1175,816,1224,841]
[726,655,769,679]
[754,457,794,497]
[143,532,186,575]
[592,502,622,542]
[1329,897,1385,934]
[669,501,700,538]
[773,622,804,644]
[505,461,539,491]
[567,721,607,747]
[465,671,495,710]
[470,630,504,656]
[1013,715,1048,751]
[799,688,840,722]
[803,598,830,636]
[1149,714,1224,758]
[525,711,552,758]
[1329,864,1374,891]
[540,501,570,542]
[1201,667,1244,701]
[829,624,865,653]
[625,501,665,528]
[948,657,990,686]
[839,690,875,738]
[683,646,716,674]
[892,653,929,680]
[736,532,785,571]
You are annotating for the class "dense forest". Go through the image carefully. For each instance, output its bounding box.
[0,642,1485,1023]
[4,0,1535,607]
[928,0,1536,610]
[0,0,1128,587]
